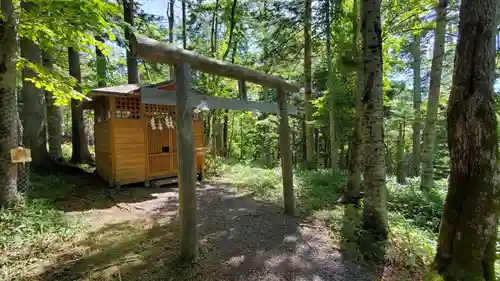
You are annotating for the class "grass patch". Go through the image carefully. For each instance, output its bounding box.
[0,174,82,280]
[208,159,283,201]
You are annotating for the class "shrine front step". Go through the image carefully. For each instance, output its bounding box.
[150,177,178,188]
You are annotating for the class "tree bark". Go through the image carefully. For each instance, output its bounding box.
[43,51,63,160]
[410,34,422,176]
[431,0,499,279]
[0,0,20,207]
[124,0,139,84]
[361,0,387,241]
[20,1,48,169]
[420,0,447,190]
[396,121,406,184]
[344,0,363,202]
[304,0,315,169]
[68,47,91,163]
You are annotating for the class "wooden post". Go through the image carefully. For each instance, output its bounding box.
[263,88,271,167]
[175,62,198,260]
[277,88,294,215]
[239,79,246,159]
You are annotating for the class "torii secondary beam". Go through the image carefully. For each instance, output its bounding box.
[130,33,299,92]
[141,87,298,115]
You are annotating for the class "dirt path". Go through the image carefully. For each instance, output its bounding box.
[26,181,375,281]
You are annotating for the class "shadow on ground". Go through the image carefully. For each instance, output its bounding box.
[28,170,162,212]
[21,182,375,281]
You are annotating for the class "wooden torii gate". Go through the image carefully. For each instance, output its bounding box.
[130,33,300,260]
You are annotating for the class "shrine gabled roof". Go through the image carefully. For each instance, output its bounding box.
[87,80,175,98]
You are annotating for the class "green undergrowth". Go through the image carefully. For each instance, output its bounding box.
[0,174,82,280]
[208,158,450,279]
[61,142,94,170]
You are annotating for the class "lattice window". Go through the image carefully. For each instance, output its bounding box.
[144,103,202,121]
[116,97,140,119]
[145,104,175,116]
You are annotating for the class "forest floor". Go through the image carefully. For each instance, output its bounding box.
[1,159,444,281]
[3,171,376,281]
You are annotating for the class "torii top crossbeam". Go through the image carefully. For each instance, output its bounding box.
[130,33,300,92]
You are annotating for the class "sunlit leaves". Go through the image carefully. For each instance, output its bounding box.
[15,0,121,101]
[19,0,120,53]
[17,58,88,105]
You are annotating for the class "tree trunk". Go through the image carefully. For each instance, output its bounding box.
[96,36,107,87]
[420,0,447,190]
[182,0,187,49]
[304,0,315,169]
[314,128,319,165]
[396,122,406,184]
[227,113,235,157]
[223,110,228,157]
[431,0,499,279]
[323,126,330,168]
[361,0,387,242]
[325,0,338,172]
[68,47,91,163]
[0,0,20,207]
[385,142,393,176]
[210,111,217,158]
[124,0,139,84]
[410,34,422,176]
[168,0,175,77]
[344,0,363,203]
[43,50,63,160]
[221,0,238,61]
[20,1,48,169]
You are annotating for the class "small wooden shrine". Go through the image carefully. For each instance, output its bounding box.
[85,80,206,188]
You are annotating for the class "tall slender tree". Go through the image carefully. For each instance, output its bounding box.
[326,0,338,172]
[168,0,175,45]
[124,0,139,84]
[43,50,63,160]
[68,47,92,163]
[420,0,447,190]
[344,0,363,202]
[20,1,49,169]
[96,36,107,87]
[304,0,315,168]
[431,0,499,278]
[361,0,387,241]
[0,0,20,207]
[396,121,406,184]
[182,0,187,49]
[410,34,421,176]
